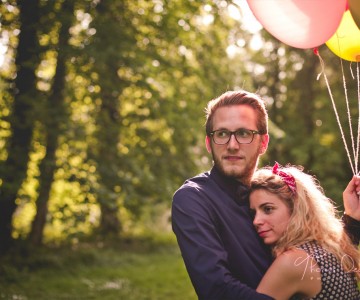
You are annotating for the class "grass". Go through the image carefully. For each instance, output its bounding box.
[0,237,197,300]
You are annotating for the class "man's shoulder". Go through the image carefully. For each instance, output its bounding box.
[175,171,210,190]
[172,170,223,220]
[173,171,215,202]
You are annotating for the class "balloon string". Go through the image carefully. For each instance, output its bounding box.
[350,62,356,80]
[340,56,357,174]
[315,51,355,175]
[357,62,360,174]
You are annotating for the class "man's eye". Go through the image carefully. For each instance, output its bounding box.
[216,130,229,138]
[236,129,250,138]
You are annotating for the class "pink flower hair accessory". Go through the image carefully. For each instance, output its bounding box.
[272,162,296,194]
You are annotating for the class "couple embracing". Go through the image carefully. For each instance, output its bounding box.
[172,90,360,300]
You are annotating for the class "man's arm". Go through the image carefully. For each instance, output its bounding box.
[172,187,273,300]
[342,214,360,245]
[342,175,360,245]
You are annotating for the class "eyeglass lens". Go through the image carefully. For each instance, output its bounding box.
[212,129,255,144]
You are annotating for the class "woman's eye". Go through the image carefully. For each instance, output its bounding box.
[264,206,274,214]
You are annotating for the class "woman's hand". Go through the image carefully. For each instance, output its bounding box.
[343,175,360,221]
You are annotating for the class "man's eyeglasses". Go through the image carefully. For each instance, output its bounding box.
[209,128,261,145]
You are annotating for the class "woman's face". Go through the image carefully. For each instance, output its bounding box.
[250,189,291,245]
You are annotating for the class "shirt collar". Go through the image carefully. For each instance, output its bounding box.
[209,166,250,205]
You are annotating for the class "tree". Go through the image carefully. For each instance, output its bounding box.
[29,0,76,245]
[0,0,42,254]
[3,0,351,248]
[82,0,244,235]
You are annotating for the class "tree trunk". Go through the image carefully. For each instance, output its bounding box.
[96,94,123,235]
[99,204,122,235]
[90,0,125,236]
[0,0,40,255]
[29,0,75,246]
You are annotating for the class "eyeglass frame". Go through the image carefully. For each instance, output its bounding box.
[209,128,262,145]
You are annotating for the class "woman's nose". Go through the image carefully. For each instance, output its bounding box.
[253,213,263,226]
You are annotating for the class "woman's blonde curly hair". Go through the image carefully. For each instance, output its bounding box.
[251,164,360,280]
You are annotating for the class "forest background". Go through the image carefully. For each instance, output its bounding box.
[0,0,358,298]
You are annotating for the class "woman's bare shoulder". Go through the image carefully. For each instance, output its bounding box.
[274,248,321,295]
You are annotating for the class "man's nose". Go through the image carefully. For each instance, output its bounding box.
[227,133,240,149]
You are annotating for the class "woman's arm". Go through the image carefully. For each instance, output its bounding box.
[256,249,321,300]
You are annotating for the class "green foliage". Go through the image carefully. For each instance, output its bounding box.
[0,0,356,247]
[0,238,196,300]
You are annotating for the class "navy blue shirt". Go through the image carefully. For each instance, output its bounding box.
[172,166,274,300]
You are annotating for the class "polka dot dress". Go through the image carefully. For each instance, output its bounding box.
[297,241,360,300]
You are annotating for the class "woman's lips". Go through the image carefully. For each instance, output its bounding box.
[257,230,271,238]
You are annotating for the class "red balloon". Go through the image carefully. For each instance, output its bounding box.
[246,0,347,49]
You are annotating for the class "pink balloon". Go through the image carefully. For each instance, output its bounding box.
[246,0,347,49]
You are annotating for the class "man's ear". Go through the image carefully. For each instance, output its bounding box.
[259,134,269,155]
[205,135,212,153]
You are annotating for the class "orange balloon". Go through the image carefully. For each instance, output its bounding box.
[326,11,360,62]
[349,0,360,29]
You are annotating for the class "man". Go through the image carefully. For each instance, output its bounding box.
[171,90,360,300]
[172,90,273,299]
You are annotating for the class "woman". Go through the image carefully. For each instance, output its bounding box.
[250,162,360,300]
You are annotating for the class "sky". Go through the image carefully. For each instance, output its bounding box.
[230,0,263,34]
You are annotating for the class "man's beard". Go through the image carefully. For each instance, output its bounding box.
[211,146,261,184]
